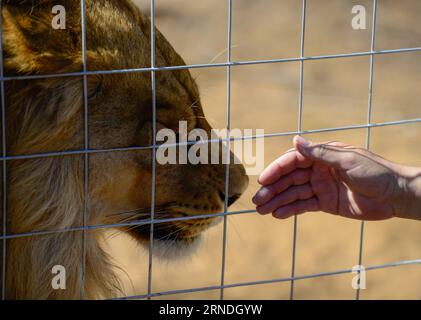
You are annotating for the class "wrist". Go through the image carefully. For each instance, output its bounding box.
[392,165,421,221]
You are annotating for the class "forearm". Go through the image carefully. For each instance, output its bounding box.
[394,165,421,221]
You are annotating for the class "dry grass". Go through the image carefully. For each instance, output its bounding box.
[108,0,421,299]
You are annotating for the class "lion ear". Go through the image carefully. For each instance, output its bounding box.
[2,1,82,75]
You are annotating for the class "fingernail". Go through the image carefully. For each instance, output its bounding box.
[294,136,312,157]
[273,208,290,219]
[252,191,263,205]
[252,195,257,204]
[294,135,311,147]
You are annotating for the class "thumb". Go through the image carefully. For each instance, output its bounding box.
[293,135,355,170]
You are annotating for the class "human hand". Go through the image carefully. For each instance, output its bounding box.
[252,136,421,221]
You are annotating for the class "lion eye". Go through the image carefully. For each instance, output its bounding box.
[88,83,103,99]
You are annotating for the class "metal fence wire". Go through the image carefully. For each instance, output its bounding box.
[1,0,421,300]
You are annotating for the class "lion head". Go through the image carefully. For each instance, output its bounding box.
[2,0,248,299]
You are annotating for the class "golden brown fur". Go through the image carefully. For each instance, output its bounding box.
[1,0,248,299]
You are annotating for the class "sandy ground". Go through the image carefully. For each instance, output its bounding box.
[107,0,421,299]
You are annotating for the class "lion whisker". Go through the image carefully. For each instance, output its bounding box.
[155,223,192,242]
[107,205,179,219]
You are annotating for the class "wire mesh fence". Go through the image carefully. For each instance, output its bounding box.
[1,0,421,300]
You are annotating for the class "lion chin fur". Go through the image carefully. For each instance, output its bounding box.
[152,237,203,261]
[1,0,248,300]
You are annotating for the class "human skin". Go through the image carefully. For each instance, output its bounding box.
[252,135,421,221]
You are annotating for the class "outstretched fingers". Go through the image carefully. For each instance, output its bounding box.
[258,149,312,186]
[272,197,320,219]
[253,168,312,206]
[256,184,314,215]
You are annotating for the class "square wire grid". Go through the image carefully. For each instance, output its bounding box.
[0,0,421,300]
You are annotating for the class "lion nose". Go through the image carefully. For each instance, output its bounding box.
[218,191,241,207]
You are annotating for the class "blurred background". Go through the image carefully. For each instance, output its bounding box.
[109,0,421,299]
